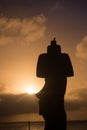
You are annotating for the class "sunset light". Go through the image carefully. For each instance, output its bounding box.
[0,0,87,123]
[23,84,38,94]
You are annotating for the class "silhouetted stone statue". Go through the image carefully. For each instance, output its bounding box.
[36,38,74,130]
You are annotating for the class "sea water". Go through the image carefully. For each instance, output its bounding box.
[0,121,87,130]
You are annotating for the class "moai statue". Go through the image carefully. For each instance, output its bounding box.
[36,38,74,130]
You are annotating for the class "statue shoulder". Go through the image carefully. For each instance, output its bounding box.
[38,53,49,61]
[61,53,69,57]
[61,53,70,60]
[39,53,47,57]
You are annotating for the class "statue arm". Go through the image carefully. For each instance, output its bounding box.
[36,54,47,78]
[64,54,74,77]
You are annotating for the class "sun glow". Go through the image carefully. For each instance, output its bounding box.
[23,84,38,94]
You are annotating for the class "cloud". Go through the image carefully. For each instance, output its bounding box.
[0,83,7,93]
[0,93,39,116]
[76,35,87,59]
[53,2,64,11]
[1,87,87,117]
[65,87,87,111]
[48,2,64,13]
[0,82,12,94]
[0,14,47,45]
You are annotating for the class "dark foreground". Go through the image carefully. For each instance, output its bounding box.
[0,120,87,130]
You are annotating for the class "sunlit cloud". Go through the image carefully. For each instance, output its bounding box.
[0,82,7,93]
[0,82,12,94]
[0,14,47,45]
[76,35,87,59]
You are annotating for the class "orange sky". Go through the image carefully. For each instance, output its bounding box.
[0,0,87,121]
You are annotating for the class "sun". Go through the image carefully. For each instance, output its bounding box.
[26,87,37,94]
[23,84,38,94]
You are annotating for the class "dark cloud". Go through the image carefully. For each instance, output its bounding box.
[0,93,39,116]
[65,87,87,111]
[65,99,84,111]
[0,87,87,117]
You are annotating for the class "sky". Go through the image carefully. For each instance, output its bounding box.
[0,0,87,122]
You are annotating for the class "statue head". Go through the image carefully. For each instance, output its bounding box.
[47,38,61,54]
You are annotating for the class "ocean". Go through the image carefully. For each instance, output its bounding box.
[0,121,87,130]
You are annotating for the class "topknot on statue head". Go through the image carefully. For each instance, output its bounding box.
[47,38,61,54]
[51,38,57,46]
